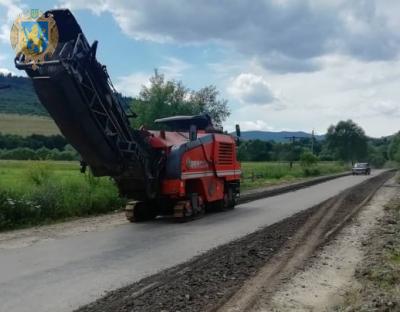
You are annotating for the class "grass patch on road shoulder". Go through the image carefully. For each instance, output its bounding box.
[0,160,124,231]
[241,161,348,190]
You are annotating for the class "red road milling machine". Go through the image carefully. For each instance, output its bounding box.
[15,9,241,222]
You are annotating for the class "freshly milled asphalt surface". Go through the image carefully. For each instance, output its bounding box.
[0,170,384,312]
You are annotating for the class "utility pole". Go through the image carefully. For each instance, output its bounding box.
[311,129,315,155]
[285,135,307,168]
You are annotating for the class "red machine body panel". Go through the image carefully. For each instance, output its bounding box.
[150,130,241,203]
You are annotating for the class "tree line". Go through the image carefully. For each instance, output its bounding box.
[1,71,399,166]
[0,133,68,150]
[238,120,392,168]
[0,133,78,161]
[0,120,395,167]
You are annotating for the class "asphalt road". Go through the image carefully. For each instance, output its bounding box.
[0,170,385,312]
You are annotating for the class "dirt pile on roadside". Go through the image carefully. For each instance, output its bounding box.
[75,171,394,312]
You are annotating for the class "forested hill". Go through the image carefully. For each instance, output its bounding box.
[0,74,132,116]
[0,74,45,115]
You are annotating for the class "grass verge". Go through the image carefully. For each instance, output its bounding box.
[241,161,348,190]
[0,160,124,231]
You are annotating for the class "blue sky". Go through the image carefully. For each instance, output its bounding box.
[1,0,400,137]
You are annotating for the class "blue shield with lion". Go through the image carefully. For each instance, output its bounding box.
[21,21,49,54]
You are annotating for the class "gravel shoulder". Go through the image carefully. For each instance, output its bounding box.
[333,179,400,311]
[75,171,393,312]
[246,175,400,312]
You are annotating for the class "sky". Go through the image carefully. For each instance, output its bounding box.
[1,0,400,137]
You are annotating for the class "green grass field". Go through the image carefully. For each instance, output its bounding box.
[0,113,60,136]
[241,161,349,189]
[0,160,82,190]
[0,160,348,231]
[0,160,123,230]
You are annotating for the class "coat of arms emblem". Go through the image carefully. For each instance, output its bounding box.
[10,9,59,70]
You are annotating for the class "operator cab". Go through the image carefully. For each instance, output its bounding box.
[154,114,222,133]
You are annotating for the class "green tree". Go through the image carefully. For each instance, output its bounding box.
[388,132,400,162]
[326,120,368,163]
[188,85,229,126]
[131,71,229,129]
[237,140,273,161]
[367,145,386,168]
[300,151,319,167]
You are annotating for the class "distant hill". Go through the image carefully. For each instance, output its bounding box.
[0,73,132,116]
[0,74,45,115]
[236,130,325,142]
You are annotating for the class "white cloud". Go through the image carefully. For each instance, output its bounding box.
[0,0,23,22]
[228,73,278,106]
[60,0,400,73]
[59,0,108,14]
[0,24,9,43]
[222,54,400,137]
[239,120,273,132]
[370,100,400,117]
[0,0,24,43]
[114,72,150,97]
[114,57,191,97]
[159,57,191,79]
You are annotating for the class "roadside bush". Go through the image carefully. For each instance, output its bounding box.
[0,147,38,160]
[368,153,386,168]
[303,167,321,177]
[0,133,67,150]
[89,180,124,214]
[0,164,124,231]
[0,190,41,230]
[26,163,53,185]
[300,151,320,176]
[28,181,63,219]
[318,151,334,161]
[300,151,319,167]
[0,147,78,161]
[384,160,399,169]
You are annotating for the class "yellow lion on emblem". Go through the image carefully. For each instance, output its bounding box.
[21,23,46,55]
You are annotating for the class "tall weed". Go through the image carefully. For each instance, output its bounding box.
[0,163,123,231]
